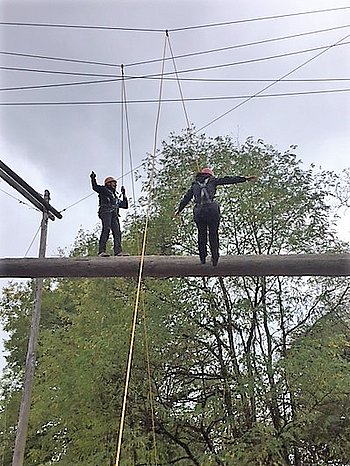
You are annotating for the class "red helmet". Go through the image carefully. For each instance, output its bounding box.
[104,176,117,185]
[201,167,214,176]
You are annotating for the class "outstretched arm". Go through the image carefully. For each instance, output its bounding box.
[216,175,257,186]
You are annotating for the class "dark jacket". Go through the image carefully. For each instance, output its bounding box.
[178,173,246,212]
[91,177,128,215]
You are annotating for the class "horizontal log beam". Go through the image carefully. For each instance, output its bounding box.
[0,254,349,279]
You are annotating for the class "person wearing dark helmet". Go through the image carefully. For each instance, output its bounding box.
[175,168,257,266]
[90,171,129,257]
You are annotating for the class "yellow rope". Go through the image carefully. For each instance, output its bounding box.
[114,33,167,466]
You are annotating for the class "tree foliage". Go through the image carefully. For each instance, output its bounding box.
[1,132,349,465]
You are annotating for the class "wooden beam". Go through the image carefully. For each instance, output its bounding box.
[0,169,56,221]
[0,160,62,219]
[0,254,349,278]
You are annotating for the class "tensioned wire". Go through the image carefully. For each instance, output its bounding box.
[0,76,349,94]
[1,22,350,96]
[2,23,347,72]
[1,40,349,81]
[196,32,350,133]
[0,186,39,211]
[24,224,41,257]
[1,87,349,106]
[0,6,348,33]
[114,33,167,466]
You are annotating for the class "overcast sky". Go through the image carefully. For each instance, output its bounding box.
[0,0,349,371]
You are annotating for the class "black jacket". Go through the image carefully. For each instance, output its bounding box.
[91,177,128,215]
[178,173,246,212]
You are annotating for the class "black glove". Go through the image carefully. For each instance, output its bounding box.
[90,171,96,179]
[121,186,126,195]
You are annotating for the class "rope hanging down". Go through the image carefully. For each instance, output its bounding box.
[114,33,168,466]
[121,66,138,207]
[166,30,191,129]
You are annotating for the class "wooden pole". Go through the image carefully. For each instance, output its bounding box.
[1,254,349,279]
[12,190,50,466]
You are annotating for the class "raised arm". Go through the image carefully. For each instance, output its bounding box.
[90,171,106,193]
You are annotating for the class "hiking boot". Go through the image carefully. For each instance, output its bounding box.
[211,256,219,267]
[98,252,110,257]
[115,252,130,256]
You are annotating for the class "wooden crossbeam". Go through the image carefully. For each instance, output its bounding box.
[0,254,349,278]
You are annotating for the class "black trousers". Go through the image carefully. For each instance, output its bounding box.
[98,209,122,255]
[194,202,220,262]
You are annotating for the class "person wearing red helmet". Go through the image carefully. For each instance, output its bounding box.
[90,171,128,257]
[175,167,257,266]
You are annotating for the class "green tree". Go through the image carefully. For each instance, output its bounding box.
[136,131,350,465]
[1,132,349,465]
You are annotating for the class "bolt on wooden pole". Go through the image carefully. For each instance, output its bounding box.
[12,190,50,466]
